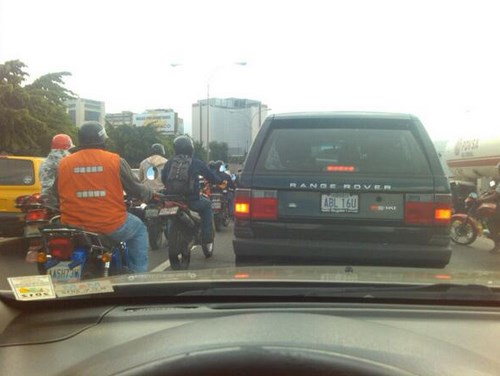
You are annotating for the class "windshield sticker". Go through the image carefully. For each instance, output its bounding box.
[8,275,56,301]
[54,280,114,298]
[23,175,33,184]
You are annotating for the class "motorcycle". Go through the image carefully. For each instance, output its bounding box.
[142,166,169,250]
[158,194,214,270]
[35,196,146,283]
[37,221,130,283]
[450,191,497,245]
[15,193,54,260]
[143,200,168,250]
[210,185,231,231]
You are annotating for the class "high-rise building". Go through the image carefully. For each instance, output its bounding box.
[65,98,105,128]
[105,111,134,127]
[192,98,269,157]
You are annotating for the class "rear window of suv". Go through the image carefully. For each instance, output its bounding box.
[0,159,35,185]
[255,118,431,175]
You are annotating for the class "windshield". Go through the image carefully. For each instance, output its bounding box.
[1,0,500,303]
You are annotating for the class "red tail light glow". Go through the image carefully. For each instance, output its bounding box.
[28,193,42,204]
[25,209,48,222]
[404,194,452,226]
[48,238,73,260]
[326,165,355,172]
[234,189,278,220]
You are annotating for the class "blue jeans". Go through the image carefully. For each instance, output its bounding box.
[188,197,213,241]
[107,213,148,273]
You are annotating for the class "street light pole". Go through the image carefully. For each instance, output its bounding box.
[206,83,210,161]
[170,62,246,162]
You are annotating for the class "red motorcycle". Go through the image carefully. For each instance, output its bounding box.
[449,192,497,245]
[15,193,54,260]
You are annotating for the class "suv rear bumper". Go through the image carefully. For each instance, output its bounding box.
[233,238,452,268]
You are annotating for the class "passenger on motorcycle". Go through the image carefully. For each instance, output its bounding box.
[477,163,500,254]
[46,122,154,272]
[139,143,168,192]
[161,136,224,244]
[39,134,74,209]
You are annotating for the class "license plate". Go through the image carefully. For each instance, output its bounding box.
[159,207,179,216]
[212,201,222,209]
[47,262,82,283]
[144,208,159,218]
[321,193,359,213]
[24,224,41,237]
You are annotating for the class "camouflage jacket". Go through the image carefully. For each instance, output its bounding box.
[39,149,70,209]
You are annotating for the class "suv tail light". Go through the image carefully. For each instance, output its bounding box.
[404,194,452,226]
[48,238,74,260]
[234,189,278,220]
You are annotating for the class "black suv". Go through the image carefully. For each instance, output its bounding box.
[233,112,452,268]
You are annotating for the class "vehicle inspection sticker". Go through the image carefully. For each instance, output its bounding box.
[8,275,56,301]
[54,280,114,298]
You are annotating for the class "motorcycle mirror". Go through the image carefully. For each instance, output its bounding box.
[146,166,156,180]
[490,180,496,187]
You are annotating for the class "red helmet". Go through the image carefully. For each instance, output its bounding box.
[51,134,74,150]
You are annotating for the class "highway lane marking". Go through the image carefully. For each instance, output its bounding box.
[151,259,170,272]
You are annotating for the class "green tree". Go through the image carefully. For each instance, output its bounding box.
[209,141,229,162]
[193,140,207,162]
[105,123,174,168]
[0,60,76,156]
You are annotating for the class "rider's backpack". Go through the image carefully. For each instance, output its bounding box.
[165,155,193,195]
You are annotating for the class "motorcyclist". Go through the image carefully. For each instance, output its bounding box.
[39,134,74,209]
[477,163,500,254]
[47,121,153,272]
[139,143,168,192]
[161,136,225,244]
[215,160,235,218]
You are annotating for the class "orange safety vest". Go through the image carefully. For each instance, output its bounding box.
[57,149,126,234]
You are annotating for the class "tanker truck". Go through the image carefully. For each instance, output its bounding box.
[442,136,500,193]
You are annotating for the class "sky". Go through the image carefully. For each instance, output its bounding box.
[1,0,499,140]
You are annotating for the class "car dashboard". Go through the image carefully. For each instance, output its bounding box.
[1,297,500,375]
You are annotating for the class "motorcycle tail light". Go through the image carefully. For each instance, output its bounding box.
[15,195,30,206]
[48,237,73,260]
[28,193,42,204]
[26,209,48,222]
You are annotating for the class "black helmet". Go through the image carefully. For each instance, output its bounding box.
[173,135,194,156]
[208,160,216,170]
[78,122,108,148]
[151,143,165,156]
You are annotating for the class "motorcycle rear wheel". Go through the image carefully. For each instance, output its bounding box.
[168,221,191,270]
[450,217,478,245]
